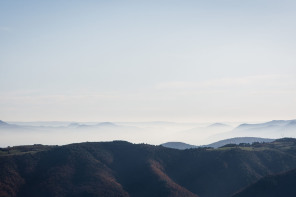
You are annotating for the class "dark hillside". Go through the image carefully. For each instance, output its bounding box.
[232,168,296,197]
[1,139,296,197]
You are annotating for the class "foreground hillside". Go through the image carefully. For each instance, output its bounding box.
[233,165,296,197]
[1,139,296,197]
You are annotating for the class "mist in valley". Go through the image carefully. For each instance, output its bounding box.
[1,120,295,148]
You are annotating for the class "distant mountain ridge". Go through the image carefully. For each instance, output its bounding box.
[0,120,19,128]
[161,142,198,150]
[209,119,296,142]
[207,123,231,128]
[1,119,296,148]
[161,137,275,149]
[235,119,296,132]
[68,121,118,128]
[0,120,8,125]
[205,137,275,148]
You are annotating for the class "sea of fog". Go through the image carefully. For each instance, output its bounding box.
[0,121,240,147]
[1,120,295,147]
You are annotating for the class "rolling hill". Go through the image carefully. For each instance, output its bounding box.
[209,119,296,143]
[161,142,198,149]
[233,168,296,197]
[205,137,275,148]
[1,138,296,197]
[161,137,274,149]
[233,119,296,136]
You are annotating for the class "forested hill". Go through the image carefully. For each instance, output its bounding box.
[1,139,296,197]
[233,168,296,197]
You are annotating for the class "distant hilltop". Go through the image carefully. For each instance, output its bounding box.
[0,120,8,125]
[207,123,231,128]
[161,137,275,149]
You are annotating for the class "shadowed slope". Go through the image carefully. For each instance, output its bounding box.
[1,139,296,197]
[233,168,296,197]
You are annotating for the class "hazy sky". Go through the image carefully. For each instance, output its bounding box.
[1,0,296,122]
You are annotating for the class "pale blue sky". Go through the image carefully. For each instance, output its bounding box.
[0,0,296,122]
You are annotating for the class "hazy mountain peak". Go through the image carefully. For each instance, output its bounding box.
[97,122,117,127]
[68,122,80,127]
[235,119,296,131]
[208,123,230,128]
[204,137,275,148]
[0,120,8,125]
[236,123,252,128]
[161,142,198,150]
[287,120,296,125]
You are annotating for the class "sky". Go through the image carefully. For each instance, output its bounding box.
[0,0,296,122]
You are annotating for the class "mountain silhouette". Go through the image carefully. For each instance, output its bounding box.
[1,139,296,197]
[205,137,275,148]
[233,167,296,197]
[161,137,274,149]
[161,142,198,149]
